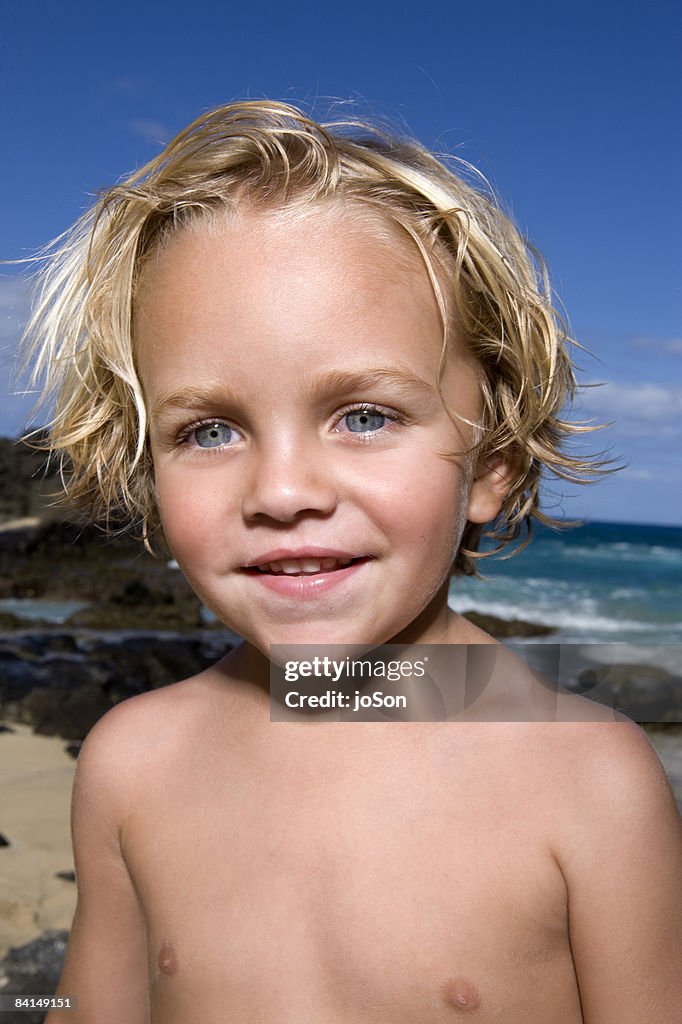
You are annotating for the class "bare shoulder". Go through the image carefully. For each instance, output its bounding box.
[547,719,682,946]
[562,718,680,817]
[478,717,681,837]
[531,717,681,825]
[547,721,682,1022]
[81,668,221,768]
[70,670,232,850]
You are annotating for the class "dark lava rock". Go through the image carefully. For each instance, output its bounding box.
[566,663,682,722]
[114,578,170,606]
[1,646,109,698]
[642,722,682,735]
[0,612,24,629]
[54,871,76,883]
[0,832,10,847]
[0,930,69,1024]
[0,630,237,740]
[0,437,60,523]
[5,684,114,741]
[0,504,207,630]
[461,611,556,638]
[24,520,114,558]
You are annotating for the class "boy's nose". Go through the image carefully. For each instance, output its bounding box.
[241,441,338,522]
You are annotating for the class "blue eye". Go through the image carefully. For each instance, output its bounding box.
[344,410,387,433]
[192,422,234,448]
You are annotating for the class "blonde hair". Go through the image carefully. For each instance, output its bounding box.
[21,99,610,574]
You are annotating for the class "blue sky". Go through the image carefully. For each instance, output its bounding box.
[1,0,679,524]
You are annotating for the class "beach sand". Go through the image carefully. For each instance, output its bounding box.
[0,719,680,960]
[0,724,76,957]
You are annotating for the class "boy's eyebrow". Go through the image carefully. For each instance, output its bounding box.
[303,367,437,400]
[150,367,437,420]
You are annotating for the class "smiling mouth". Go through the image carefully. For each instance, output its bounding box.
[243,556,369,576]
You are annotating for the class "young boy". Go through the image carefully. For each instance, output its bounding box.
[25,101,680,1022]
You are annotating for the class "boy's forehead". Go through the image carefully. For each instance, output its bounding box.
[136,209,439,350]
[138,216,426,350]
[132,202,477,409]
[135,202,434,315]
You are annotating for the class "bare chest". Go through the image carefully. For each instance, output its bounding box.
[125,728,583,1023]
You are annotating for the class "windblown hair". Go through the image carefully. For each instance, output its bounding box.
[21,99,609,574]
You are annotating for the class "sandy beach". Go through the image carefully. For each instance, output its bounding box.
[0,724,76,957]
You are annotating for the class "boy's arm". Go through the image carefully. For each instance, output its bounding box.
[45,703,150,1024]
[559,721,682,1023]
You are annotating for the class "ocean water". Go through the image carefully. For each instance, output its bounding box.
[448,520,682,645]
[0,598,88,624]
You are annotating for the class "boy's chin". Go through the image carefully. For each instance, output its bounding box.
[245,624,398,660]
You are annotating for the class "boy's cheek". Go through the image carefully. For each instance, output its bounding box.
[153,478,217,557]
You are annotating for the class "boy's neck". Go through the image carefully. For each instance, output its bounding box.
[213,604,500,722]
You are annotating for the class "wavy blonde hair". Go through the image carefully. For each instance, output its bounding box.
[21,99,610,574]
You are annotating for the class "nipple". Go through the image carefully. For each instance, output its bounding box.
[443,977,481,1012]
[158,942,178,975]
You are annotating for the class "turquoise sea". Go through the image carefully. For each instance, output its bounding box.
[448,520,682,646]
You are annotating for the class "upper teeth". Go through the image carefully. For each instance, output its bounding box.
[255,557,354,575]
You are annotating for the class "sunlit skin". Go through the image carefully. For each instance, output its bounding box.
[135,205,510,667]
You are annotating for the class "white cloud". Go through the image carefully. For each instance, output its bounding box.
[625,466,658,481]
[629,335,682,355]
[577,380,682,434]
[129,119,173,145]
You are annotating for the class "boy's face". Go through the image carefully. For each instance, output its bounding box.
[134,205,506,651]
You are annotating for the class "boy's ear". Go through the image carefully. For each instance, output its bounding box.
[466,455,517,525]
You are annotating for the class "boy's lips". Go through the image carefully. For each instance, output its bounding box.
[240,548,373,596]
[241,548,371,576]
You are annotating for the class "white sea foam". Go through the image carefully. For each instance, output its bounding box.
[610,587,645,599]
[554,542,682,563]
[447,592,652,636]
